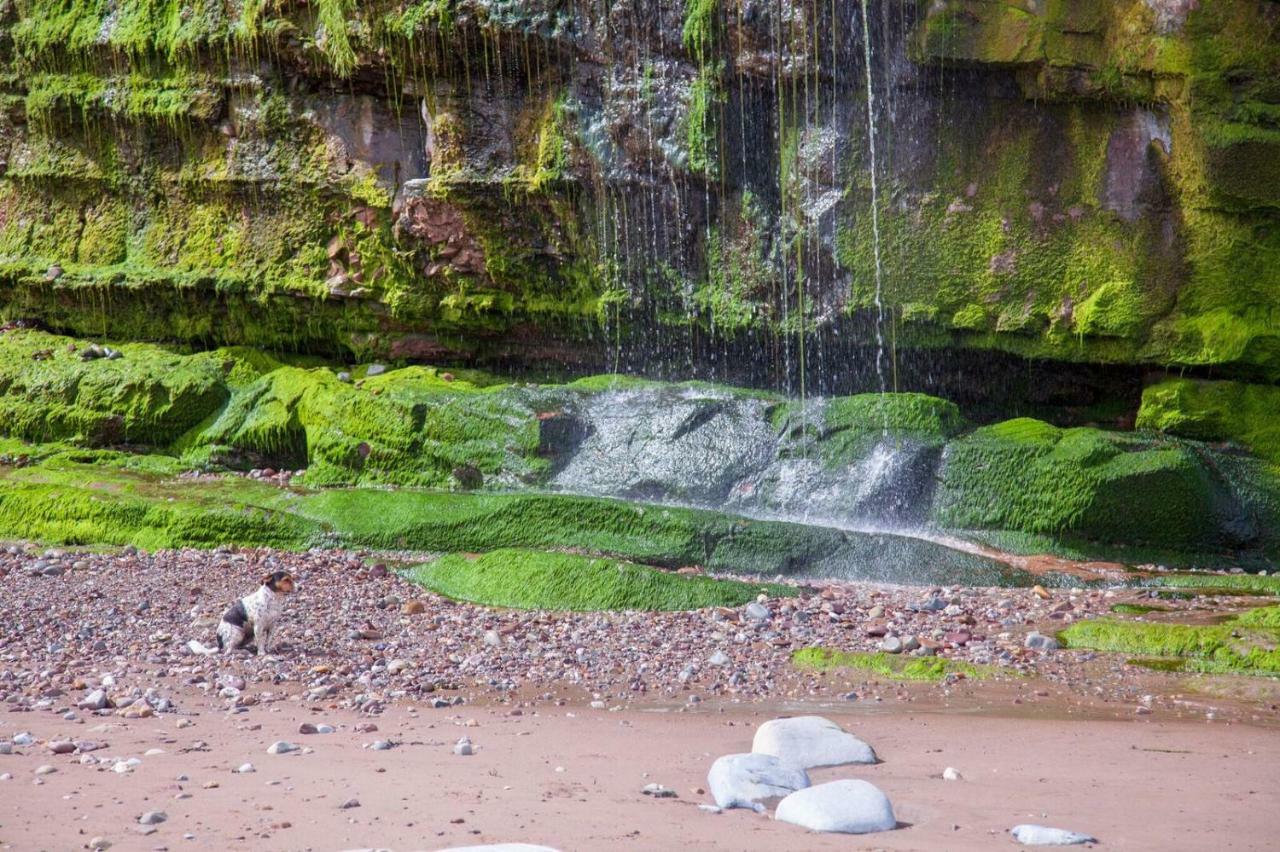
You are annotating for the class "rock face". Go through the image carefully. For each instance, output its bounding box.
[751,716,877,769]
[706,753,810,812]
[774,779,896,834]
[0,0,1274,389]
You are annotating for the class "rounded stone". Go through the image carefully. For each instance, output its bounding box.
[1011,824,1098,845]
[774,779,896,834]
[707,752,809,811]
[752,716,876,768]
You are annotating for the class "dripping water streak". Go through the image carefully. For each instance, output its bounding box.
[858,0,887,433]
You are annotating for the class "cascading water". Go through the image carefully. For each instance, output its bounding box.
[858,0,889,422]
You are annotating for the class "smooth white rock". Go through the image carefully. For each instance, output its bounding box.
[707,753,809,812]
[943,766,962,781]
[436,846,561,852]
[1011,824,1098,846]
[774,779,896,835]
[752,716,876,768]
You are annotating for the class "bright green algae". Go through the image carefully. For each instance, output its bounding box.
[1059,612,1280,677]
[407,548,793,611]
[791,647,1001,682]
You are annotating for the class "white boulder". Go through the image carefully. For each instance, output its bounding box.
[752,716,876,768]
[775,779,896,834]
[707,753,810,812]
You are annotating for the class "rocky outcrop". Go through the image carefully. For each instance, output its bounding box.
[0,1,1275,385]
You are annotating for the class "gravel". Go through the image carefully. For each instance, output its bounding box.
[0,543,1173,718]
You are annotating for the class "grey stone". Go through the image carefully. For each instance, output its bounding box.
[138,811,168,826]
[744,602,770,622]
[751,716,876,768]
[454,737,474,756]
[707,752,809,812]
[266,741,297,755]
[776,779,895,834]
[881,636,903,654]
[436,846,561,852]
[1025,632,1062,651]
[641,783,677,798]
[707,650,730,667]
[1010,824,1098,845]
[365,364,387,377]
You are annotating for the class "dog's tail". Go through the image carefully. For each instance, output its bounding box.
[187,639,218,656]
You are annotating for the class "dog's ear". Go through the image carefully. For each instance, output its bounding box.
[261,573,277,589]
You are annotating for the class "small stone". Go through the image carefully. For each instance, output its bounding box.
[453,738,473,756]
[267,741,298,755]
[866,605,884,619]
[365,364,387,377]
[79,689,110,710]
[641,783,677,798]
[943,767,962,781]
[138,811,167,826]
[1025,632,1061,651]
[482,630,501,648]
[1011,824,1098,846]
[370,740,393,751]
[88,837,111,850]
[12,732,34,746]
[744,602,770,622]
[47,741,75,755]
[236,763,256,774]
[402,600,426,615]
[881,636,903,654]
[707,753,809,812]
[339,798,361,809]
[33,764,56,776]
[298,723,319,735]
[707,650,731,667]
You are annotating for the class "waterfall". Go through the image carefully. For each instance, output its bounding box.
[858,0,889,427]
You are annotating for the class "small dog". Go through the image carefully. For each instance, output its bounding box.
[188,571,296,656]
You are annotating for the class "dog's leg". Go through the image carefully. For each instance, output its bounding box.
[257,625,271,656]
[219,623,244,655]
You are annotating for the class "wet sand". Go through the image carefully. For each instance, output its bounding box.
[2,690,1278,851]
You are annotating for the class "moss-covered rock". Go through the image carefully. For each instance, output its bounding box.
[0,329,227,446]
[1137,378,1280,465]
[931,417,1272,553]
[407,548,794,611]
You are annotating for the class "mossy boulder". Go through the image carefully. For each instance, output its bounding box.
[0,329,227,446]
[930,417,1267,552]
[1059,609,1280,677]
[1137,378,1280,465]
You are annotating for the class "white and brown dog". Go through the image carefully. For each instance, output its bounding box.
[189,571,296,656]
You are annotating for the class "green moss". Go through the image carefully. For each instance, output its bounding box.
[1059,616,1280,677]
[407,548,794,611]
[1143,572,1280,597]
[0,329,227,447]
[682,0,719,64]
[1074,280,1145,339]
[932,418,1272,553]
[1109,603,1170,615]
[773,392,965,467]
[685,65,722,178]
[791,647,1000,682]
[1137,378,1280,465]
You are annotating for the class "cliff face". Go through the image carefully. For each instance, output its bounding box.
[0,0,1276,382]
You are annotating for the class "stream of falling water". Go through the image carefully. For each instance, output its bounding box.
[858,0,888,427]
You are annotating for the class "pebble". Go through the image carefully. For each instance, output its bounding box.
[1025,632,1062,651]
[88,838,111,850]
[236,763,256,774]
[12,733,34,746]
[943,767,962,781]
[744,602,770,622]
[339,798,361,809]
[880,636,903,654]
[641,783,677,798]
[454,737,474,756]
[267,741,299,755]
[33,765,56,775]
[138,811,168,826]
